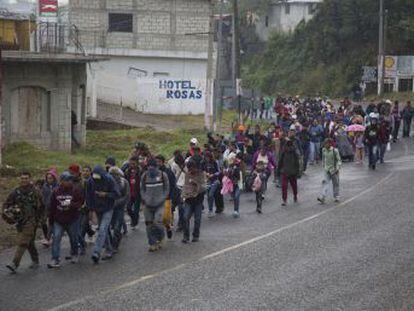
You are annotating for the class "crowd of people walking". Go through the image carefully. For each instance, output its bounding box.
[2,96,413,273]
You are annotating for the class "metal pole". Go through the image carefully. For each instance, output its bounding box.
[232,0,241,124]
[378,0,384,95]
[0,48,3,166]
[213,0,224,132]
[205,2,215,130]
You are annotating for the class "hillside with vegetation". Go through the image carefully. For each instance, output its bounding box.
[243,0,414,96]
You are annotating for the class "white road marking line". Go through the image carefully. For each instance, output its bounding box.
[47,172,394,311]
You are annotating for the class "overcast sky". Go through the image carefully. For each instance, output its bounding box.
[3,0,68,4]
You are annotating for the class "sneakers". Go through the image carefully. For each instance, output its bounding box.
[294,196,298,203]
[101,253,113,261]
[70,256,80,264]
[334,198,340,203]
[281,201,287,207]
[47,260,61,269]
[233,211,240,218]
[317,197,326,204]
[91,253,100,264]
[208,211,215,218]
[148,245,158,252]
[192,237,199,243]
[182,238,189,244]
[6,263,17,274]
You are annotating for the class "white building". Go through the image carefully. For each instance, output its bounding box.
[67,0,213,116]
[256,0,322,41]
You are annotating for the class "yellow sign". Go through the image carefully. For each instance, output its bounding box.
[385,56,395,69]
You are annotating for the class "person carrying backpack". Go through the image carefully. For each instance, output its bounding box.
[140,158,170,252]
[317,138,342,204]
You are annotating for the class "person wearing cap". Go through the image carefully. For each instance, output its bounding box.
[364,114,380,170]
[79,165,95,252]
[181,158,206,242]
[140,158,170,251]
[48,172,84,268]
[86,165,120,263]
[317,139,342,204]
[186,138,203,159]
[108,167,130,252]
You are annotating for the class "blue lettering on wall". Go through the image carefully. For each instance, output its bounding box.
[159,79,203,101]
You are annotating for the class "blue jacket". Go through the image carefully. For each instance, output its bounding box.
[86,165,120,213]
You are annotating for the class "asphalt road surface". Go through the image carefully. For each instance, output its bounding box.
[0,139,413,311]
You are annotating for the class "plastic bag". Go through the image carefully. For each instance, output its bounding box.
[386,142,391,152]
[163,199,172,227]
[252,175,263,193]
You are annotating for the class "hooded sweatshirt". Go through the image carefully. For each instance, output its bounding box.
[49,184,83,225]
[86,165,120,213]
[41,168,59,212]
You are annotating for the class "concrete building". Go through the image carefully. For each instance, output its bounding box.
[1,51,103,151]
[67,0,213,116]
[256,0,322,41]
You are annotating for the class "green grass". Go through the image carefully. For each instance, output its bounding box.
[2,128,206,178]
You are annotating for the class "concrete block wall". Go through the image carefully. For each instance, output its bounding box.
[2,62,87,151]
[69,0,211,53]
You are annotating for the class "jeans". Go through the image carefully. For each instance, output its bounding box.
[302,142,310,171]
[281,174,298,202]
[368,144,379,167]
[402,118,412,137]
[144,205,165,246]
[183,201,203,240]
[127,199,140,228]
[393,120,401,140]
[207,180,220,212]
[321,171,340,199]
[111,207,125,250]
[78,213,89,251]
[379,143,387,163]
[52,220,79,261]
[309,141,321,163]
[231,185,241,212]
[93,209,113,257]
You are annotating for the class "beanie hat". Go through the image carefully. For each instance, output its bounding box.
[105,157,116,167]
[60,171,73,182]
[68,164,80,174]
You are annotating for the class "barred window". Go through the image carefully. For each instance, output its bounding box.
[108,13,133,33]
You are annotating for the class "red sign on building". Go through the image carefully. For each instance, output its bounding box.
[39,0,58,17]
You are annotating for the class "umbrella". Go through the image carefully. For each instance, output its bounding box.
[346,124,365,132]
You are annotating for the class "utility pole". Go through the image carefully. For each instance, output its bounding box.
[0,48,3,166]
[213,0,224,132]
[232,0,242,124]
[205,2,215,130]
[377,0,385,95]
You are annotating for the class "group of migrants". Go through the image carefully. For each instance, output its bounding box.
[2,95,413,273]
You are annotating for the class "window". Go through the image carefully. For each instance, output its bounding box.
[108,13,133,33]
[285,3,290,15]
[265,16,269,27]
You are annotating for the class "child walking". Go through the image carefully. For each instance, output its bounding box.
[354,132,364,164]
[251,161,267,214]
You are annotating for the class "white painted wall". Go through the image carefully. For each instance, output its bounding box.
[87,55,210,115]
[256,1,320,41]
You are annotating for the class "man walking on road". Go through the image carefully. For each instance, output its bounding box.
[318,139,342,204]
[48,172,83,268]
[3,172,44,274]
[86,165,120,264]
[141,159,170,252]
